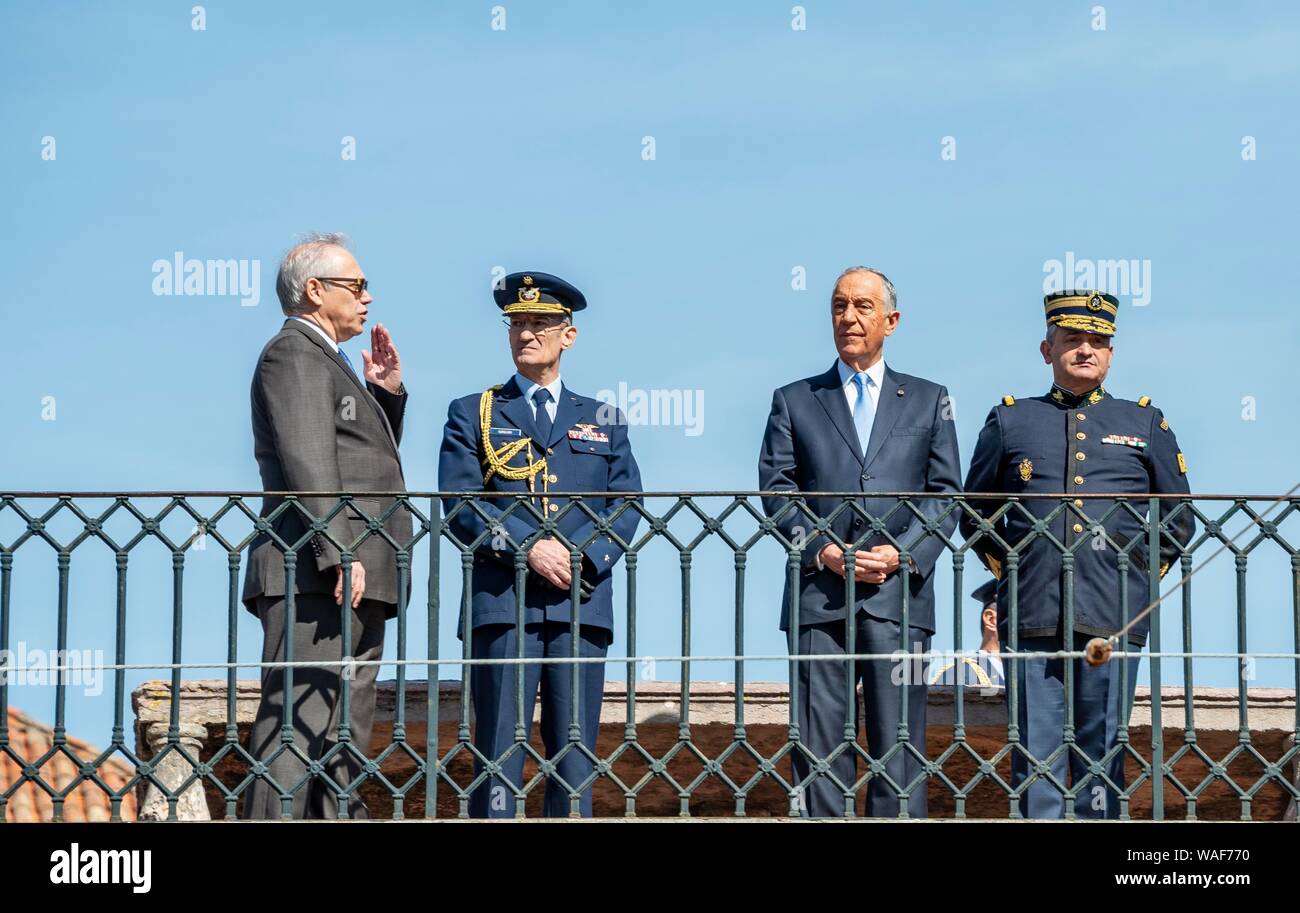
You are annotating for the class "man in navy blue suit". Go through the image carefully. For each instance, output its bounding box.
[439,271,642,818]
[759,266,962,817]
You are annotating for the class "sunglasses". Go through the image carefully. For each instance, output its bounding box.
[315,276,369,297]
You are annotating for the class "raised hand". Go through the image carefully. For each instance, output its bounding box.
[361,323,402,394]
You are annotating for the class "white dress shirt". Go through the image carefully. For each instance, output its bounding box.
[290,316,340,353]
[515,373,562,423]
[837,356,885,417]
[815,357,889,573]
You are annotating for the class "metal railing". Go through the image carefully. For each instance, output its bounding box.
[0,490,1297,820]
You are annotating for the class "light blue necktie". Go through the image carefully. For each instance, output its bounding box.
[338,349,358,378]
[852,372,876,454]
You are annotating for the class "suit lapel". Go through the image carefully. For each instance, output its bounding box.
[347,362,400,454]
[283,320,399,455]
[862,365,906,471]
[495,377,541,442]
[547,386,582,448]
[811,361,864,462]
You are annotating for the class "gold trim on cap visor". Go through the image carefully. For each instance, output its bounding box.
[502,299,572,316]
[1045,293,1118,316]
[1048,314,1115,335]
[502,279,573,315]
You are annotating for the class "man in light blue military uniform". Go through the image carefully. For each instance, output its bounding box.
[926,580,1005,692]
[439,271,642,818]
[961,290,1193,818]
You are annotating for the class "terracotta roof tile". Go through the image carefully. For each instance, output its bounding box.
[2,706,137,822]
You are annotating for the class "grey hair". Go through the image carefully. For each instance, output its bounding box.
[1045,325,1114,344]
[835,266,897,313]
[276,231,351,316]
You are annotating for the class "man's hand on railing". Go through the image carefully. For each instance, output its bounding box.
[818,543,897,585]
[334,561,367,608]
[528,538,573,589]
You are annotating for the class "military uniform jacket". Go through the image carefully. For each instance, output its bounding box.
[438,377,643,634]
[960,386,1193,646]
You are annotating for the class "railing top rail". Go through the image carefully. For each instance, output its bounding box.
[1,490,1294,501]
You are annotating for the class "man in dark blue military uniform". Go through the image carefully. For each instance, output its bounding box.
[961,290,1193,818]
[438,271,642,817]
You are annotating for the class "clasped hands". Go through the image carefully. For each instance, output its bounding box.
[528,537,581,589]
[818,542,901,585]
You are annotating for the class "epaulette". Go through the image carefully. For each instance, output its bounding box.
[1002,395,1015,406]
[1137,396,1151,408]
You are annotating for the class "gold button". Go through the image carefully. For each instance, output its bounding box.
[1073,498,1084,508]
[1076,413,1086,420]
[1075,451,1086,461]
[1072,523,1084,534]
[549,503,558,512]
[1074,475,1085,485]
[1076,432,1086,440]
[548,474,558,483]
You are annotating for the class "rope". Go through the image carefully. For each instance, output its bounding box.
[7,649,1300,676]
[1087,478,1300,665]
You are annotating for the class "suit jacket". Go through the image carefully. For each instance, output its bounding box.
[758,361,962,633]
[960,388,1193,646]
[438,376,642,634]
[242,319,413,617]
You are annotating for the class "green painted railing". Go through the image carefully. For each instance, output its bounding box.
[0,491,1297,820]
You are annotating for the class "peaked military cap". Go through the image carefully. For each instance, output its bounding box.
[971,579,998,607]
[1044,289,1118,336]
[495,271,587,317]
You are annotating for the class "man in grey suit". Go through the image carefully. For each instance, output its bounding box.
[241,232,412,819]
[759,266,961,817]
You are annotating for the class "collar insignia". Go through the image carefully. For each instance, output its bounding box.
[1049,384,1105,408]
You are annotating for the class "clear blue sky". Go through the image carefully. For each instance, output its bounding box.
[2,1,1298,743]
